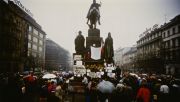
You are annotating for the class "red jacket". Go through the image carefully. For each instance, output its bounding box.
[136,87,151,102]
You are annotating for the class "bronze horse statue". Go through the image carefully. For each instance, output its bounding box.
[87,7,100,29]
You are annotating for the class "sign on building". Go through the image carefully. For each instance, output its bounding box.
[10,0,33,17]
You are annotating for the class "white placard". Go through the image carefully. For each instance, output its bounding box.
[107,69,112,73]
[74,55,82,61]
[89,72,97,78]
[87,69,91,73]
[107,73,115,78]
[96,72,101,78]
[73,65,86,75]
[76,61,82,65]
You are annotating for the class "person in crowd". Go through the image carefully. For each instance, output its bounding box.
[48,81,56,93]
[55,82,64,102]
[159,80,170,102]
[82,74,89,85]
[136,79,151,102]
[169,79,180,102]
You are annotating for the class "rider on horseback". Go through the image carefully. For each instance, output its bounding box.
[87,0,101,26]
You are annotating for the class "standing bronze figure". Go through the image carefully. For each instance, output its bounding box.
[104,32,114,65]
[75,31,85,55]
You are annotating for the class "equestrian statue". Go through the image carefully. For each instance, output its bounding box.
[86,0,101,29]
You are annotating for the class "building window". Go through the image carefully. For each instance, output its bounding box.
[29,26,32,32]
[178,25,180,33]
[159,32,161,37]
[175,38,179,47]
[39,33,44,38]
[32,44,37,50]
[168,41,170,48]
[170,40,173,47]
[28,34,31,40]
[172,51,176,60]
[172,27,175,34]
[165,41,168,48]
[176,50,180,60]
[33,29,38,35]
[33,37,38,43]
[155,33,158,38]
[32,52,37,57]
[27,51,30,56]
[28,43,31,48]
[39,47,43,52]
[165,41,170,48]
[39,54,42,58]
[152,35,155,39]
[167,30,170,37]
[172,39,176,48]
[39,40,43,45]
[163,32,166,38]
[170,52,173,60]
[165,54,168,60]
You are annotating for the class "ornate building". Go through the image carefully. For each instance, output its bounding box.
[137,24,163,73]
[114,47,131,68]
[136,15,180,75]
[122,47,137,72]
[161,15,180,76]
[0,0,46,73]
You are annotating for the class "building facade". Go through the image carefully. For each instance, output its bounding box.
[26,22,46,72]
[136,15,180,75]
[161,15,180,76]
[122,47,137,72]
[114,47,131,68]
[0,0,46,73]
[137,24,163,73]
[45,39,71,71]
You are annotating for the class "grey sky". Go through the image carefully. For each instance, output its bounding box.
[20,0,180,53]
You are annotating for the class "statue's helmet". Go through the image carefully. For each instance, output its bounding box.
[93,0,96,3]
[78,31,82,35]
[108,32,111,37]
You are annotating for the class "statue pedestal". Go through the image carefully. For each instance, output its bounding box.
[84,28,104,68]
[86,28,102,49]
[88,28,100,37]
[86,37,102,48]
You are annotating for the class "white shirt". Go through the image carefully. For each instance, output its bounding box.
[160,85,169,94]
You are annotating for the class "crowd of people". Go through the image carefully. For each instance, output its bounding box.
[82,72,180,102]
[0,71,180,102]
[0,72,72,102]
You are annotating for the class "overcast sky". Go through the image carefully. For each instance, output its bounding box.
[20,0,180,53]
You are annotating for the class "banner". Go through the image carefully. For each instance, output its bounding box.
[91,46,101,60]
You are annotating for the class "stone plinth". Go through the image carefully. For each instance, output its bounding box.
[86,37,102,49]
[88,28,100,37]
